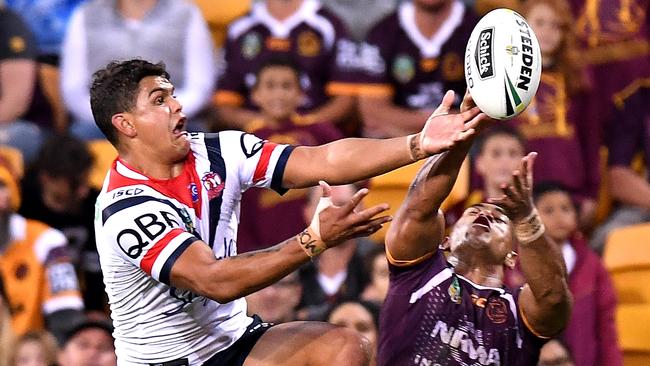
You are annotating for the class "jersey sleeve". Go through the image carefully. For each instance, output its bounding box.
[100,197,200,285]
[35,228,85,315]
[218,130,295,194]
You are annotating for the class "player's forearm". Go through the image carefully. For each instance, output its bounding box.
[195,236,311,303]
[609,166,650,209]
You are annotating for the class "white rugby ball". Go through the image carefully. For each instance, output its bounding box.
[464,8,542,120]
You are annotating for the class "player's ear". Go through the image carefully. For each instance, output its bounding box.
[439,237,451,251]
[112,113,137,138]
[504,251,518,269]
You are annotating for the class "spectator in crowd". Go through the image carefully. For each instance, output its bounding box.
[57,317,116,366]
[538,339,575,366]
[60,0,215,139]
[298,184,374,320]
[529,182,622,365]
[0,278,15,366]
[446,125,526,227]
[360,246,389,304]
[508,0,601,232]
[592,84,650,252]
[569,0,649,132]
[19,135,105,313]
[237,58,343,252]
[326,300,380,365]
[0,165,84,343]
[10,330,59,366]
[246,271,303,324]
[0,5,44,163]
[214,0,358,129]
[356,0,478,137]
[321,0,399,40]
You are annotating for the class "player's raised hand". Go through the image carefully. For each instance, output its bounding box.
[417,90,490,156]
[305,181,391,252]
[489,152,537,221]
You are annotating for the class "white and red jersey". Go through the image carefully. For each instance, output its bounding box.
[95,131,294,365]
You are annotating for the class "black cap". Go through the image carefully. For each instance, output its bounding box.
[63,318,114,345]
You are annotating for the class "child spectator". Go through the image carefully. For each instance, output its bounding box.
[10,330,59,366]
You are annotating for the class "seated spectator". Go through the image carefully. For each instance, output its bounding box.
[360,246,389,304]
[246,271,303,324]
[19,135,105,312]
[326,300,380,365]
[298,184,374,320]
[237,58,343,252]
[528,182,622,366]
[0,165,84,343]
[0,5,44,163]
[538,339,575,366]
[214,0,358,129]
[507,0,601,232]
[445,125,526,227]
[60,0,215,139]
[357,0,478,137]
[10,330,59,366]
[58,317,116,366]
[592,84,650,252]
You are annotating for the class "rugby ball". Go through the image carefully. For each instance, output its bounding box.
[464,8,542,120]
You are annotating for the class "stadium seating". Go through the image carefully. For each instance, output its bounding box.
[603,223,650,304]
[88,139,117,189]
[363,158,470,243]
[616,304,650,365]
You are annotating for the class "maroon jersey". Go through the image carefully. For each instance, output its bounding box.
[606,85,650,172]
[378,250,546,366]
[237,115,343,253]
[215,0,358,111]
[506,70,601,201]
[356,1,477,110]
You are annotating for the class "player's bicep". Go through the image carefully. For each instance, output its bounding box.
[384,209,445,267]
[102,200,199,285]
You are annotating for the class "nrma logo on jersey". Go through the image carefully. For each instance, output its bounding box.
[202,172,225,200]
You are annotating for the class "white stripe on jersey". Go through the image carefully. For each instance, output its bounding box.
[96,131,292,365]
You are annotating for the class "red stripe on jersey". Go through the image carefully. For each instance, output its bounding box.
[253,143,277,183]
[140,228,185,275]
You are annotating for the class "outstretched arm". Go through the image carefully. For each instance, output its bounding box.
[282,92,485,189]
[490,153,572,337]
[385,91,489,263]
[170,183,390,303]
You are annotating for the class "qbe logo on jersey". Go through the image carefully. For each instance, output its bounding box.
[475,27,494,80]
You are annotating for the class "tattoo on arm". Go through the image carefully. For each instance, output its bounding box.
[408,134,425,161]
[297,229,326,257]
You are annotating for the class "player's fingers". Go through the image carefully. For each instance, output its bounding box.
[455,128,476,142]
[460,89,476,113]
[433,90,455,116]
[500,183,521,202]
[525,152,537,188]
[351,217,391,235]
[512,169,525,196]
[459,106,482,123]
[463,112,490,131]
[318,181,332,198]
[487,195,514,210]
[351,203,391,223]
[341,187,370,213]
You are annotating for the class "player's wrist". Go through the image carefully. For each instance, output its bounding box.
[407,133,428,161]
[513,207,545,245]
[296,226,327,258]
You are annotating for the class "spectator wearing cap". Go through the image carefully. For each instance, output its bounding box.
[58,317,116,366]
[0,165,84,343]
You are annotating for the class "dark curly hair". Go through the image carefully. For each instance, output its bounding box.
[90,59,169,146]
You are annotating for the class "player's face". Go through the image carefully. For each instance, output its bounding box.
[536,191,577,243]
[252,66,303,121]
[476,135,525,191]
[527,3,563,58]
[59,329,116,366]
[328,303,377,350]
[450,203,513,260]
[127,76,189,161]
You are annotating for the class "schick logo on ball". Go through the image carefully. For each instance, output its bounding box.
[474,27,494,79]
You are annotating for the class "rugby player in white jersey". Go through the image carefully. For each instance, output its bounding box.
[90,59,488,366]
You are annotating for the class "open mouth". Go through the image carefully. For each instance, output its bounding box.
[471,215,491,231]
[173,117,187,137]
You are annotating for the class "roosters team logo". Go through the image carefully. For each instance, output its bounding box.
[201,172,225,200]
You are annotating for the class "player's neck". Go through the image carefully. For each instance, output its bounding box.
[119,146,186,180]
[117,0,158,21]
[266,0,304,21]
[454,261,504,288]
[414,1,453,39]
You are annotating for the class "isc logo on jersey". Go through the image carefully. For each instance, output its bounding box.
[464,8,541,120]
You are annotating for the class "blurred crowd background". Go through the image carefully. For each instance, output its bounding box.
[0,0,648,365]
